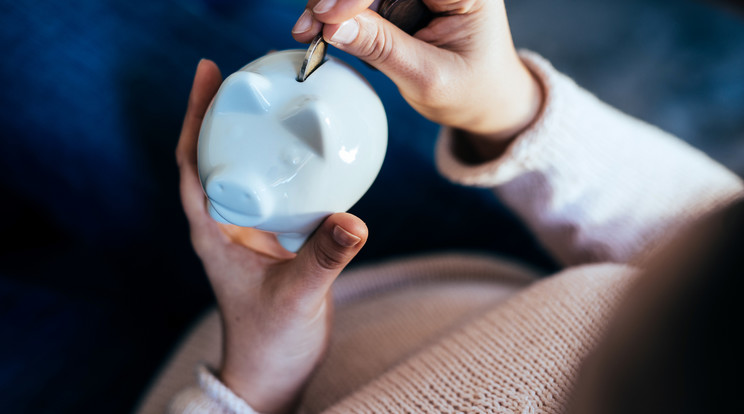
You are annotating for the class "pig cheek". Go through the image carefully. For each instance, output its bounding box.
[275,158,324,214]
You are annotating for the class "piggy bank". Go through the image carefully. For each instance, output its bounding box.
[197,50,387,252]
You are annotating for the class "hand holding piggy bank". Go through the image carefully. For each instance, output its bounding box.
[197,50,387,252]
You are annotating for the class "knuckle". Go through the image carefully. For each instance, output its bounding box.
[313,242,347,271]
[358,24,394,64]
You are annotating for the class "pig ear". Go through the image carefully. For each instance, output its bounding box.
[280,97,330,157]
[213,72,272,114]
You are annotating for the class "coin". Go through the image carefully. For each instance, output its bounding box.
[297,0,433,79]
[297,34,328,82]
[378,0,433,35]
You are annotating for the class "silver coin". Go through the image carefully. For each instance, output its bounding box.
[297,34,328,82]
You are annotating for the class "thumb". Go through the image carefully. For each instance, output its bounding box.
[323,9,448,102]
[290,212,368,292]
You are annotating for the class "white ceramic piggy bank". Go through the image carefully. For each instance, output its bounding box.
[197,50,387,252]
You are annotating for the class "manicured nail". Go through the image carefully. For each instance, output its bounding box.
[313,0,336,14]
[333,225,361,247]
[292,9,313,34]
[330,18,359,45]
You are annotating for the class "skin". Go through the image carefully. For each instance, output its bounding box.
[293,0,544,161]
[177,60,368,413]
[177,1,544,412]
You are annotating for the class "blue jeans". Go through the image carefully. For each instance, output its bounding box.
[5,0,741,412]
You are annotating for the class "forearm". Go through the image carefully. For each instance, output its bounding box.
[437,51,744,266]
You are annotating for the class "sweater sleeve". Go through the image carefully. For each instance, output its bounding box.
[436,51,743,266]
[167,366,260,414]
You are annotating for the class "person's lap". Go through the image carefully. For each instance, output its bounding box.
[134,252,541,414]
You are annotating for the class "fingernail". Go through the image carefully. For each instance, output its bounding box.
[292,9,313,34]
[333,225,361,247]
[330,18,359,45]
[313,0,336,14]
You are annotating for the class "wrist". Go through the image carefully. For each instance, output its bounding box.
[217,309,329,414]
[457,59,544,162]
[220,362,301,414]
[219,335,303,414]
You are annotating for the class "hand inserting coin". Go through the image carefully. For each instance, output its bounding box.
[195,0,433,251]
[298,0,434,82]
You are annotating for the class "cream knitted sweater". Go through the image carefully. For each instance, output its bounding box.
[138,52,743,414]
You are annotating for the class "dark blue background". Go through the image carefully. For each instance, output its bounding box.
[1,0,742,413]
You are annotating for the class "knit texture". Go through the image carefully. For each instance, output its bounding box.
[437,51,743,266]
[302,254,541,413]
[136,253,541,414]
[168,367,260,414]
[141,51,744,413]
[324,264,633,413]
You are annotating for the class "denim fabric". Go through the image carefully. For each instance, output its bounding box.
[0,0,742,413]
[0,1,551,412]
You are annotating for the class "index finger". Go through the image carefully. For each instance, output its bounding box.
[293,0,378,43]
[176,59,222,173]
[310,0,378,23]
[176,59,223,231]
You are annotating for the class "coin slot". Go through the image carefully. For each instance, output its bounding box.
[297,34,328,82]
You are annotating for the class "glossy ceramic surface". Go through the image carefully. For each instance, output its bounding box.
[197,50,388,252]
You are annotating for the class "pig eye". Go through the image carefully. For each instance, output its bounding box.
[270,147,314,187]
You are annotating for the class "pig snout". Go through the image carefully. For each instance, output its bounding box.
[204,172,273,227]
